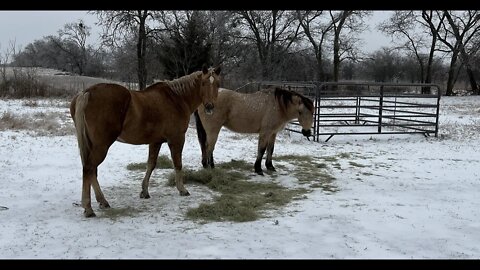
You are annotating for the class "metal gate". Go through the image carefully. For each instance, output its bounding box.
[238,82,441,142]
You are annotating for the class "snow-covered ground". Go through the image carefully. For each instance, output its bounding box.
[0,95,479,259]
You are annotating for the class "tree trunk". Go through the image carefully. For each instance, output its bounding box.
[459,47,479,95]
[465,67,479,95]
[137,11,147,90]
[445,52,458,96]
[333,32,340,82]
[423,37,436,94]
[314,46,323,81]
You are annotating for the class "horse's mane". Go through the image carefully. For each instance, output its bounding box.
[148,71,201,95]
[273,87,314,112]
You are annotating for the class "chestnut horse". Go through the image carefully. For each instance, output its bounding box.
[194,87,314,175]
[70,66,221,217]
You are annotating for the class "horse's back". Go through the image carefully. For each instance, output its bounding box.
[72,83,132,144]
[117,83,191,144]
[217,89,269,133]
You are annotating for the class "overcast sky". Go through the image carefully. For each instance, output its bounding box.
[0,10,393,54]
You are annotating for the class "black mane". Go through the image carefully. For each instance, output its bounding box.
[273,87,314,112]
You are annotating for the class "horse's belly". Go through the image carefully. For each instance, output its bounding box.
[224,122,260,134]
[116,134,153,145]
[117,127,163,145]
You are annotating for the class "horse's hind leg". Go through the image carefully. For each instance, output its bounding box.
[265,133,277,171]
[254,134,268,175]
[82,167,97,217]
[140,143,162,199]
[82,144,114,217]
[168,136,190,196]
[91,168,110,209]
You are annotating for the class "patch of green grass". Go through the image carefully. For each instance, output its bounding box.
[187,194,259,222]
[315,163,328,169]
[186,187,308,222]
[100,206,137,220]
[166,167,307,223]
[348,161,368,168]
[162,155,337,223]
[321,156,338,162]
[126,155,173,171]
[217,159,252,171]
[276,154,313,163]
[276,155,337,192]
[272,163,287,170]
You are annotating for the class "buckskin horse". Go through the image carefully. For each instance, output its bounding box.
[194,87,314,175]
[70,65,221,217]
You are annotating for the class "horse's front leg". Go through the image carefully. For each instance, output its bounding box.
[169,135,190,196]
[205,128,221,169]
[254,134,268,175]
[140,142,162,199]
[265,133,277,171]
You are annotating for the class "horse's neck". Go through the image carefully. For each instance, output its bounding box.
[272,96,297,123]
[175,83,202,115]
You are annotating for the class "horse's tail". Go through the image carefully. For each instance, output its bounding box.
[73,92,91,167]
[194,109,207,156]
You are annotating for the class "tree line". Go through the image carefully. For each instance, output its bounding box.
[7,10,480,96]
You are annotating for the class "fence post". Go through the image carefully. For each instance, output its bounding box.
[435,85,441,137]
[315,83,322,142]
[378,86,384,134]
[355,96,360,124]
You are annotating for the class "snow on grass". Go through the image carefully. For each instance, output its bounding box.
[0,96,479,258]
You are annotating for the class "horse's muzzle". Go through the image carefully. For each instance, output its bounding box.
[204,103,214,115]
[301,129,312,138]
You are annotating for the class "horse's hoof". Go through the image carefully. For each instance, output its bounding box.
[180,190,190,196]
[255,170,264,176]
[99,202,110,209]
[84,209,96,218]
[140,191,150,199]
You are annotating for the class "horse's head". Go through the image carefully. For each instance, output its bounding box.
[293,95,314,139]
[199,65,221,115]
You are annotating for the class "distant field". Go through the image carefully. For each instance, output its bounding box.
[2,67,137,96]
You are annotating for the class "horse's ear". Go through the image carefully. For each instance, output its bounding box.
[214,66,221,75]
[202,64,208,74]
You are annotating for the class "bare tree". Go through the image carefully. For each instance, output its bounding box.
[94,10,162,90]
[380,12,426,82]
[419,11,446,93]
[205,11,244,68]
[436,10,480,95]
[444,10,480,95]
[233,10,302,80]
[296,10,334,81]
[0,42,13,94]
[153,11,213,79]
[329,10,371,82]
[379,11,446,93]
[49,20,91,75]
[364,47,404,82]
